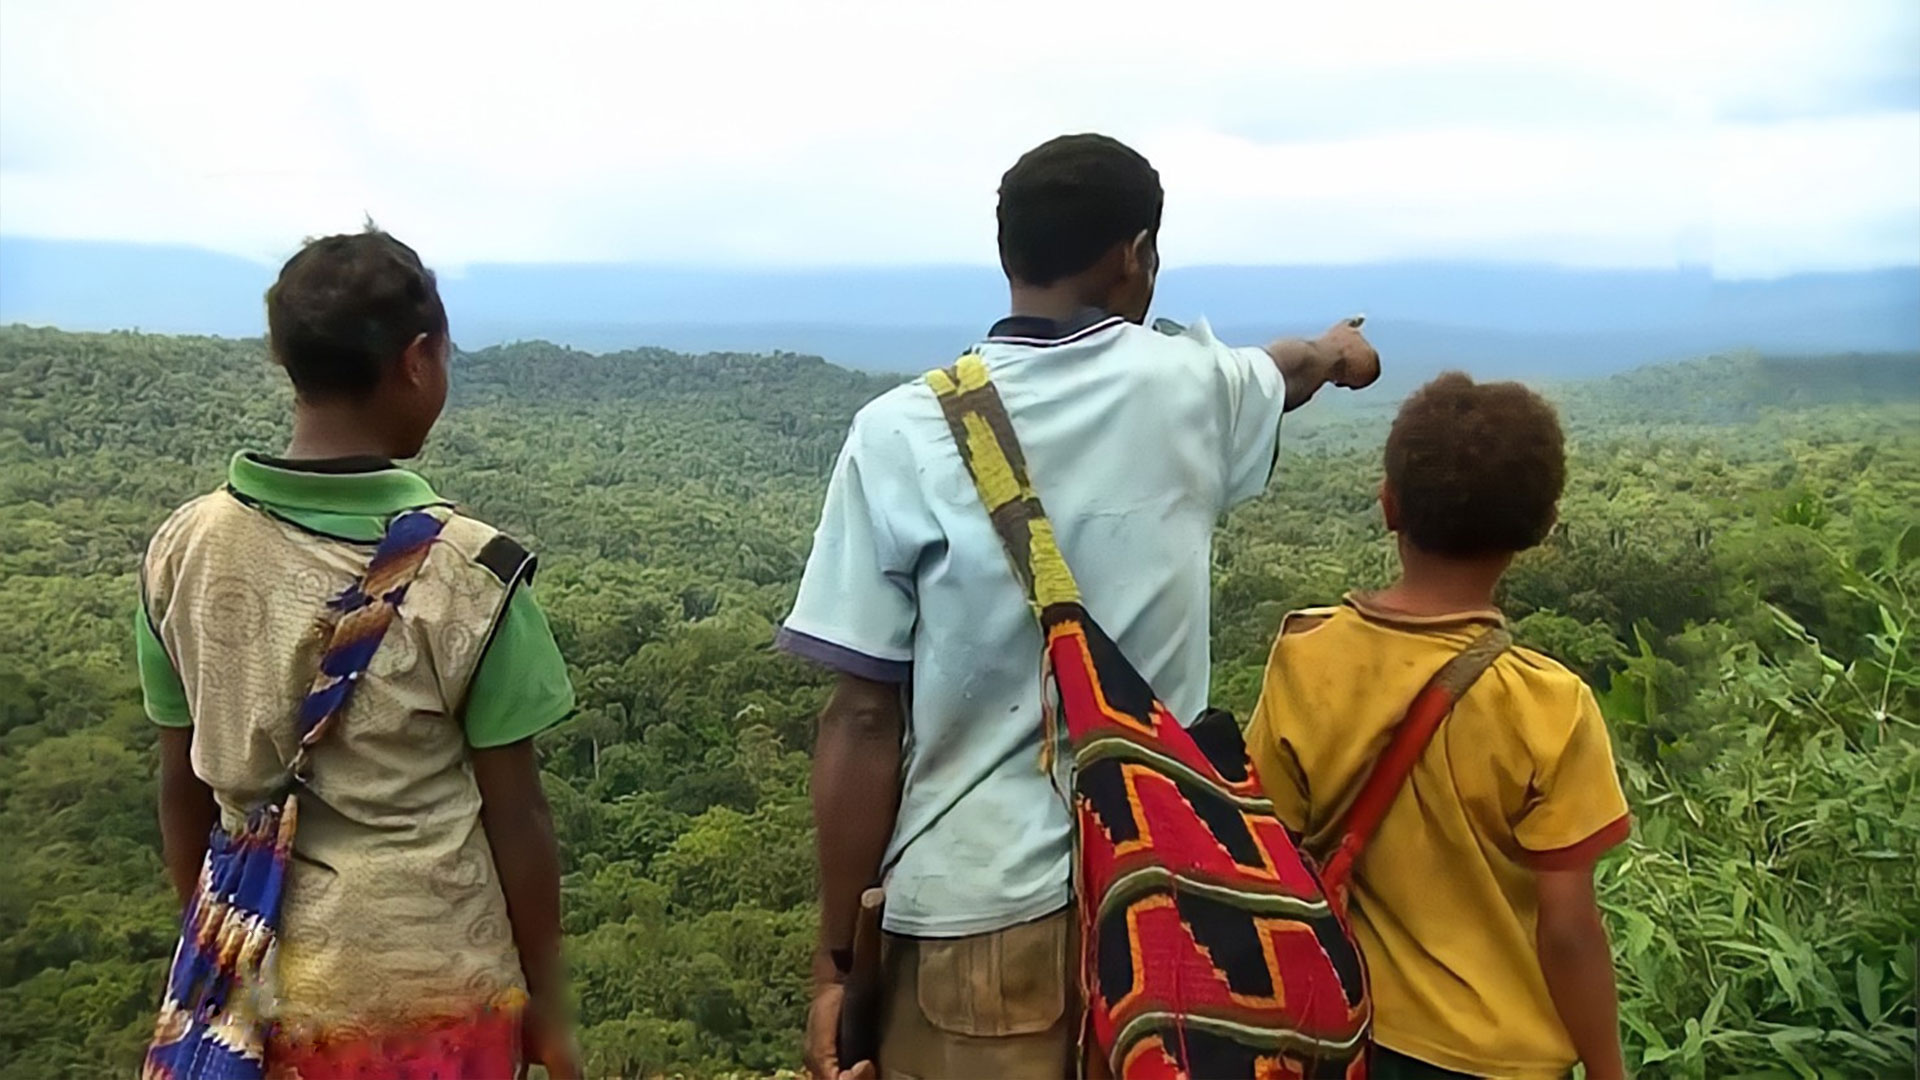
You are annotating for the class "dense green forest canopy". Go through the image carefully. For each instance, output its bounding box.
[2,325,1916,1078]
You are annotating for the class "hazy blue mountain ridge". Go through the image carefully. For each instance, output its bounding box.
[3,236,1914,374]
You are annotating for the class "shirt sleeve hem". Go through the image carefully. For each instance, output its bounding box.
[467,699,576,750]
[134,599,192,727]
[776,625,911,683]
[455,557,535,726]
[1522,813,1632,870]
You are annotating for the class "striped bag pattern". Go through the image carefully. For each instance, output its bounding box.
[143,509,446,1080]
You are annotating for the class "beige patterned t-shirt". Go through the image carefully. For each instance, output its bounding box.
[143,484,537,1032]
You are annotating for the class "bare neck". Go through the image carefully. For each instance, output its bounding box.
[283,401,406,462]
[1368,540,1512,618]
[1007,281,1115,323]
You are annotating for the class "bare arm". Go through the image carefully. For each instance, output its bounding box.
[473,738,578,1078]
[804,674,904,1080]
[1537,866,1628,1080]
[811,674,905,973]
[1266,317,1381,411]
[157,726,217,906]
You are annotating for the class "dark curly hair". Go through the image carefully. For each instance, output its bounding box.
[997,134,1163,287]
[265,224,447,401]
[1385,372,1566,557]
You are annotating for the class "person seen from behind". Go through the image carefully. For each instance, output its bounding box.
[1246,373,1631,1079]
[786,133,1381,1080]
[139,228,581,1078]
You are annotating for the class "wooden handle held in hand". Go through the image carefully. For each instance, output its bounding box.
[836,888,886,1070]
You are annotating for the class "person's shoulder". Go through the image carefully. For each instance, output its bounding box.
[1274,603,1372,646]
[1123,316,1245,363]
[411,512,557,699]
[141,489,263,612]
[1496,644,1590,695]
[844,376,944,455]
[146,489,250,559]
[1279,604,1346,637]
[1486,643,1601,735]
[432,512,538,591]
[857,376,939,421]
[163,487,247,527]
[1263,604,1370,669]
[1112,318,1270,405]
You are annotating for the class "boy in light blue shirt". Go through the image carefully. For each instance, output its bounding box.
[786,133,1380,1080]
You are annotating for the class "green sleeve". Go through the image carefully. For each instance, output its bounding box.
[135,602,192,727]
[463,583,576,748]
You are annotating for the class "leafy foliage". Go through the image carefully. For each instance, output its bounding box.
[1,325,1916,1077]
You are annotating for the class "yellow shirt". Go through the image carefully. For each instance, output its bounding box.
[1246,597,1630,1078]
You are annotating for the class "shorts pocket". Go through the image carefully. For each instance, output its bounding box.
[914,912,1068,1037]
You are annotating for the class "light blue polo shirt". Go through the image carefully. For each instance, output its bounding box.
[778,311,1286,937]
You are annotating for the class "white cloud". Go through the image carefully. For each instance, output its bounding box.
[2,0,1915,276]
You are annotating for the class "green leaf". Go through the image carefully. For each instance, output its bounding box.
[1766,602,1809,639]
[1622,909,1657,957]
[1768,951,1802,1006]
[1701,980,1729,1033]
[1766,1031,1818,1080]
[1854,957,1883,1022]
[1680,1017,1704,1059]
[1896,523,1920,566]
[1821,1029,1903,1059]
[1623,1012,1670,1056]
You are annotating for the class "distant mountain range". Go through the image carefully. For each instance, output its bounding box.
[2,236,1915,376]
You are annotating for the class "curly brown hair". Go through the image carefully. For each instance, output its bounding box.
[1385,371,1566,557]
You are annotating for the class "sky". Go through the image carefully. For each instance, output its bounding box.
[2,0,1917,278]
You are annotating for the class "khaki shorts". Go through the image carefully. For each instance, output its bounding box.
[877,908,1076,1080]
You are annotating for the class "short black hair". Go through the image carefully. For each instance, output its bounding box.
[1385,372,1566,557]
[997,134,1163,287]
[265,226,447,400]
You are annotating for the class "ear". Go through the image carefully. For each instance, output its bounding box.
[1127,230,1155,277]
[397,332,437,387]
[1378,478,1400,531]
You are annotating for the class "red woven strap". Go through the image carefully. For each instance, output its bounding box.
[1320,624,1511,907]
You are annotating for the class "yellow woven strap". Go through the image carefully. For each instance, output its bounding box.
[927,354,1081,613]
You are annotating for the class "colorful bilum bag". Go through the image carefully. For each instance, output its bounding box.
[143,510,445,1080]
[928,354,1511,1080]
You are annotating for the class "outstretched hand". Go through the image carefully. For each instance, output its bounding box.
[1320,315,1381,390]
[1268,315,1383,411]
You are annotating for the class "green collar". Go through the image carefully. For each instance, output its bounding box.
[227,452,448,542]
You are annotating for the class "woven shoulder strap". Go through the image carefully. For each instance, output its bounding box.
[287,508,446,784]
[1319,624,1511,903]
[926,353,1080,616]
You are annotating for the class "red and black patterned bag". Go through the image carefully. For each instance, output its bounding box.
[929,353,1509,1080]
